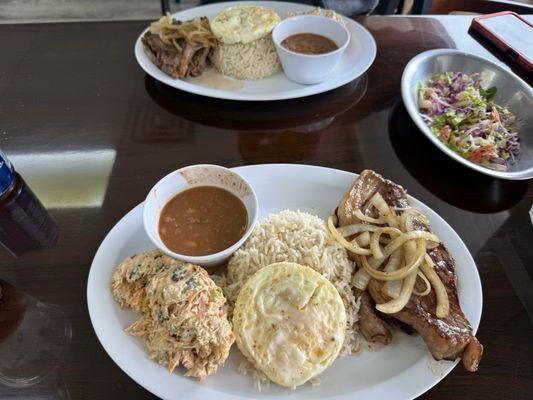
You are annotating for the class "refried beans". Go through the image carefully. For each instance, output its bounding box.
[281,33,338,55]
[159,186,248,256]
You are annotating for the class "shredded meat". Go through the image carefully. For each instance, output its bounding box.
[189,47,210,77]
[178,42,200,77]
[141,30,211,79]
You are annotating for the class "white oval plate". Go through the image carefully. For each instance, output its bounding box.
[134,1,376,101]
[87,164,482,400]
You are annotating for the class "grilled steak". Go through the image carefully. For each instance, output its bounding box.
[338,170,483,371]
[356,288,392,345]
[337,170,409,226]
[142,28,211,79]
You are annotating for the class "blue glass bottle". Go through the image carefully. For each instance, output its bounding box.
[0,150,57,256]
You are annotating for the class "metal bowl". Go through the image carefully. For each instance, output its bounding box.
[401,49,533,180]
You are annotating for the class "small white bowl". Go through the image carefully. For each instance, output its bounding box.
[143,164,259,267]
[272,15,350,85]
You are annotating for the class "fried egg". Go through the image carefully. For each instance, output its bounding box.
[233,262,346,388]
[210,5,281,44]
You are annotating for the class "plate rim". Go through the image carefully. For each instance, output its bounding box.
[401,48,533,181]
[87,163,482,400]
[134,1,377,101]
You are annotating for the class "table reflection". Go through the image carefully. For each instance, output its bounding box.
[8,150,116,209]
[388,100,527,213]
[363,16,455,51]
[237,122,330,164]
[0,280,72,390]
[143,74,368,132]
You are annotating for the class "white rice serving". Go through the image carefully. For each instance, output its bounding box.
[211,35,281,80]
[219,210,360,356]
[215,210,360,390]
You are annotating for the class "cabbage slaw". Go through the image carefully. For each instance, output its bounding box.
[418,72,520,171]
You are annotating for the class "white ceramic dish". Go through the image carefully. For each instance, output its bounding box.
[87,163,482,400]
[143,164,259,267]
[134,1,376,101]
[273,15,350,84]
[401,48,533,180]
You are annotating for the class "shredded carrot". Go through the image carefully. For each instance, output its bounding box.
[469,144,494,162]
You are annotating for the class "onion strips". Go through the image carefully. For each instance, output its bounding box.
[361,239,425,281]
[150,13,217,52]
[337,224,379,237]
[370,227,402,260]
[381,248,404,298]
[328,216,372,255]
[353,259,371,290]
[354,209,386,224]
[356,232,371,247]
[370,192,398,228]
[413,271,431,296]
[421,254,450,318]
[329,195,450,317]
[376,269,418,314]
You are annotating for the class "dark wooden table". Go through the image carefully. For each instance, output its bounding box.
[0,14,532,400]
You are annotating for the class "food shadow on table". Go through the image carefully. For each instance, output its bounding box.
[388,99,527,213]
[143,73,367,133]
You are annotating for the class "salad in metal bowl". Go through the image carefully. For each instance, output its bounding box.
[418,72,520,171]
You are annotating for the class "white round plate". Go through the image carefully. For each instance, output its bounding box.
[87,164,482,400]
[134,1,377,101]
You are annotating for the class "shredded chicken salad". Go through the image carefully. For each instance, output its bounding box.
[418,72,520,171]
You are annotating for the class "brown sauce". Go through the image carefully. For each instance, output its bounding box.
[281,33,338,55]
[159,186,248,256]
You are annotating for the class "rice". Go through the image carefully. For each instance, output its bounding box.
[286,7,346,27]
[211,35,281,80]
[237,355,270,391]
[219,210,360,355]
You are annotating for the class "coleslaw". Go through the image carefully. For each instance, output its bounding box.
[418,71,520,171]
